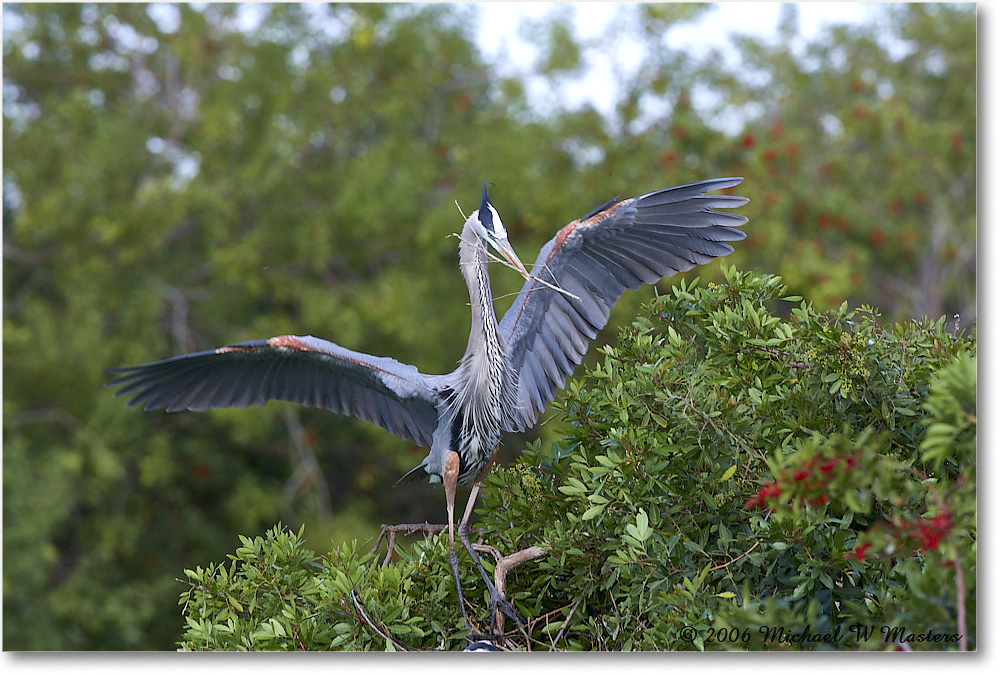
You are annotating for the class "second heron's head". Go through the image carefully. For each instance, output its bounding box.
[467,182,530,280]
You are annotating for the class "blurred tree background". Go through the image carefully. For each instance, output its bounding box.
[3,3,975,650]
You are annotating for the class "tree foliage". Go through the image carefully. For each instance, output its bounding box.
[176,269,975,651]
[682,3,976,319]
[3,3,975,649]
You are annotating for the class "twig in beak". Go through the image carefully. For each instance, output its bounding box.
[483,249,581,303]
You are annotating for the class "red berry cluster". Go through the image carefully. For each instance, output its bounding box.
[746,453,862,509]
[848,510,954,562]
[911,512,955,550]
[851,541,873,562]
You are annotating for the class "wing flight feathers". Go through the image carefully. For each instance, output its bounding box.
[500,177,748,430]
[107,335,440,447]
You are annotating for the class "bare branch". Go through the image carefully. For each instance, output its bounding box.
[955,550,967,651]
[351,589,410,651]
[490,545,547,636]
[280,408,332,522]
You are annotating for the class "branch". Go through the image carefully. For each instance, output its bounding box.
[280,408,332,522]
[550,595,584,649]
[476,545,547,637]
[448,231,582,302]
[954,550,967,651]
[371,523,482,567]
[710,541,760,572]
[351,589,411,651]
[160,283,194,355]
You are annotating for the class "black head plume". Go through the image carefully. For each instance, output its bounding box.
[478,181,496,233]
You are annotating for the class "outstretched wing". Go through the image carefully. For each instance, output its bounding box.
[107,335,441,447]
[499,177,748,431]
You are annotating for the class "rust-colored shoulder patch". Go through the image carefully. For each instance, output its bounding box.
[579,199,624,228]
[551,220,579,257]
[548,200,625,263]
[215,336,314,356]
[267,335,310,350]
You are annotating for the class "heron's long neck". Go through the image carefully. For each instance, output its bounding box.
[458,223,502,374]
[454,222,515,433]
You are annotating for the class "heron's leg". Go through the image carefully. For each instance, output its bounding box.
[456,445,527,635]
[458,443,498,532]
[443,451,473,631]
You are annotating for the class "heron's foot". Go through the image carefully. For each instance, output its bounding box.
[486,584,528,636]
[449,548,520,644]
[453,572,526,642]
[456,526,541,637]
[476,542,547,637]
[464,629,508,645]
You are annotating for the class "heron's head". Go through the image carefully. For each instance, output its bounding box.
[468,182,530,280]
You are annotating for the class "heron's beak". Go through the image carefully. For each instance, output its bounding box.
[494,237,531,280]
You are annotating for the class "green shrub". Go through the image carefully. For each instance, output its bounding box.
[178,268,975,650]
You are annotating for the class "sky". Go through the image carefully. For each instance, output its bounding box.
[474,1,883,124]
[175,1,890,127]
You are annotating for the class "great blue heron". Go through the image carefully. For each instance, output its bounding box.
[108,177,748,635]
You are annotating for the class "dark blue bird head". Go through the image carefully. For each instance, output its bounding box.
[466,181,530,280]
[478,181,496,234]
